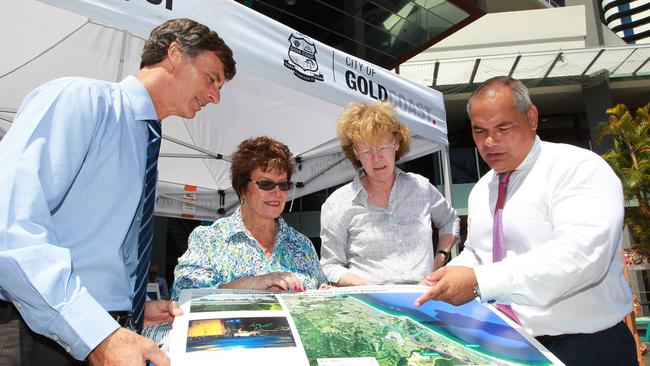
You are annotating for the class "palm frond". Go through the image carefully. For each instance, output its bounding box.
[601,100,650,247]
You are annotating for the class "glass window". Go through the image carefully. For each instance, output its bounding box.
[449,147,479,183]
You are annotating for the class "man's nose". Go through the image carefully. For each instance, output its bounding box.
[485,135,497,147]
[207,85,221,104]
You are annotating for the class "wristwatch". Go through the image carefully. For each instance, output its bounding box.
[436,249,451,263]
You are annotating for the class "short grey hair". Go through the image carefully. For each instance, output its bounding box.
[466,76,533,118]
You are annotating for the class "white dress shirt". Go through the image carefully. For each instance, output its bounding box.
[451,137,632,336]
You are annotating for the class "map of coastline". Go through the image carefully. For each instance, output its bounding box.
[171,288,560,365]
[281,292,553,366]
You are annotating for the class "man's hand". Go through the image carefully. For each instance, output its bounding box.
[88,327,168,366]
[414,266,478,307]
[144,300,183,326]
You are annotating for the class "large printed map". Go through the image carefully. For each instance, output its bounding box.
[170,287,562,365]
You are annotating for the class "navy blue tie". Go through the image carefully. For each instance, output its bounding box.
[132,119,161,333]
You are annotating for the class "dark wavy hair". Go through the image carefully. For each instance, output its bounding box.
[140,18,236,81]
[231,137,295,200]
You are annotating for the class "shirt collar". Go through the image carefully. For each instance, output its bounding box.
[119,76,158,121]
[223,207,248,237]
[490,136,541,180]
[351,171,365,198]
[514,136,541,172]
[222,206,288,242]
[351,167,405,203]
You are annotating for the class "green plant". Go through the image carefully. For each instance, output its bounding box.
[597,101,650,248]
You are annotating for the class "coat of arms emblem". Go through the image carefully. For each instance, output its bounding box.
[284,33,324,82]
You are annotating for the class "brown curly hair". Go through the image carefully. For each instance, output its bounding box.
[336,102,410,169]
[231,136,295,200]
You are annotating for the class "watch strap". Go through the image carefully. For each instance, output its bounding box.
[436,249,451,263]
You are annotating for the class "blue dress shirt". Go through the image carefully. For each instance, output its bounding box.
[0,76,158,360]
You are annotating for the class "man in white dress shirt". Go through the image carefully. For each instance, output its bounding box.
[415,76,636,365]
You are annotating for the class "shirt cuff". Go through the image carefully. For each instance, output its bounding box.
[47,292,120,360]
[474,262,513,305]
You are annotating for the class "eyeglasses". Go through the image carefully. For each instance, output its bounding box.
[249,179,294,191]
[353,139,396,159]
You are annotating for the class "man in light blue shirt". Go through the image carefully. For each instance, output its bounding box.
[0,18,236,365]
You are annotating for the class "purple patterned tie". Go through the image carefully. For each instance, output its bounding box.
[493,172,520,324]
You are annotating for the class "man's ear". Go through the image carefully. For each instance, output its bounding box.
[527,104,539,131]
[167,42,183,66]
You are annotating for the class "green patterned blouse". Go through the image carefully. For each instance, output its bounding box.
[172,208,326,299]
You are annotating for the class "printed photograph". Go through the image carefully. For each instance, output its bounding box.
[190,294,282,313]
[186,316,296,353]
[282,292,555,366]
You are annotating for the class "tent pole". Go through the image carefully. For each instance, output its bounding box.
[162,134,228,161]
[439,146,457,256]
[116,30,128,81]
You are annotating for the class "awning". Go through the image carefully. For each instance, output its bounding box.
[399,43,650,87]
[0,0,450,221]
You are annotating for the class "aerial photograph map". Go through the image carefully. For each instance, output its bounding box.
[281,290,557,366]
[172,288,560,365]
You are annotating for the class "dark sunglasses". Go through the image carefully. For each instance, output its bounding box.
[249,179,294,191]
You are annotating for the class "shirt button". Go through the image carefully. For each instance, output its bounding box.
[13,302,22,309]
[51,335,59,341]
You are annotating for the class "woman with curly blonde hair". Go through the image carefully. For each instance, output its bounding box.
[320,101,459,286]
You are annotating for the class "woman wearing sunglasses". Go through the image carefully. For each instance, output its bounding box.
[171,136,326,298]
[320,102,460,286]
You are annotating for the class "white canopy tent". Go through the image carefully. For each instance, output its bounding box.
[0,0,451,221]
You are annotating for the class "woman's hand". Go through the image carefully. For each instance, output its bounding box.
[331,273,371,287]
[219,272,306,291]
[433,254,448,272]
[260,272,305,292]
